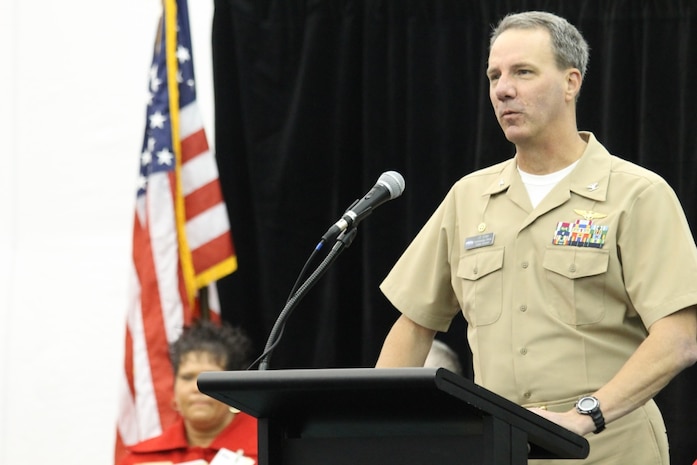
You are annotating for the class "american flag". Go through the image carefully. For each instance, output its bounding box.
[115,0,236,462]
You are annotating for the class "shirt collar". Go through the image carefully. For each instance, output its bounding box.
[567,131,610,202]
[481,131,611,201]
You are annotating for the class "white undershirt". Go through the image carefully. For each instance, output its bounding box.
[517,160,579,208]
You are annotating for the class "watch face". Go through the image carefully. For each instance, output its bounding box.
[578,397,598,411]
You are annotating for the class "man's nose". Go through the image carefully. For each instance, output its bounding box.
[494,75,515,100]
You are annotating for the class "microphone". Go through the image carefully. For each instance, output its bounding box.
[321,171,405,244]
[254,170,405,370]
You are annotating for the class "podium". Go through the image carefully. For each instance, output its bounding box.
[198,367,589,465]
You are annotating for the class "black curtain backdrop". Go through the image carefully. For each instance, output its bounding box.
[211,1,697,462]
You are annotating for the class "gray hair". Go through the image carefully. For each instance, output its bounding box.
[424,339,463,375]
[490,11,590,80]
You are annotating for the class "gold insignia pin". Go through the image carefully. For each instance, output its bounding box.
[574,209,608,221]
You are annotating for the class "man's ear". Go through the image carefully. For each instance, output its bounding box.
[565,68,583,102]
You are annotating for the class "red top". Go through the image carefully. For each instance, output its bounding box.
[120,412,258,465]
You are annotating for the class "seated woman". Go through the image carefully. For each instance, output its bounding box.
[120,319,257,464]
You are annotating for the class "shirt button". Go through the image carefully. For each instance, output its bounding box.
[569,264,577,272]
[473,266,478,275]
[521,261,529,269]
[520,347,528,355]
[523,392,531,399]
[520,305,527,312]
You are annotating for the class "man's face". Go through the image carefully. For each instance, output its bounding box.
[486,28,573,146]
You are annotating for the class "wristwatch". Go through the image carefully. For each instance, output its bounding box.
[575,396,605,434]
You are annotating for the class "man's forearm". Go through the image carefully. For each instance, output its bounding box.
[532,306,697,435]
[593,306,697,424]
[376,314,436,367]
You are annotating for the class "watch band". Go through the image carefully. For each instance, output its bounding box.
[588,406,606,434]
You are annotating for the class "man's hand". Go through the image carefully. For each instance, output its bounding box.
[528,407,595,436]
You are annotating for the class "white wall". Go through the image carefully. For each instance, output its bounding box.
[0,1,215,463]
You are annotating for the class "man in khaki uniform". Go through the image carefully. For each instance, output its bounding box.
[376,11,697,465]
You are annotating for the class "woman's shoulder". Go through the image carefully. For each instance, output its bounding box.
[125,418,188,455]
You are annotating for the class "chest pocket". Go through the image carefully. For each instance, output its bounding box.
[543,246,610,325]
[457,247,505,326]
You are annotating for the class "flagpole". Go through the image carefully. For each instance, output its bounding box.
[199,287,210,320]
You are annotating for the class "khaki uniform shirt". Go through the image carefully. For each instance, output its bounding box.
[381,132,697,406]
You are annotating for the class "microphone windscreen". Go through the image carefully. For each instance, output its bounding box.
[378,171,406,199]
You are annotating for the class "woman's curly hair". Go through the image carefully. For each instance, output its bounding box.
[170,319,254,373]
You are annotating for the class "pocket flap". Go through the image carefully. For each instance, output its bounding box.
[543,247,609,279]
[457,247,505,281]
